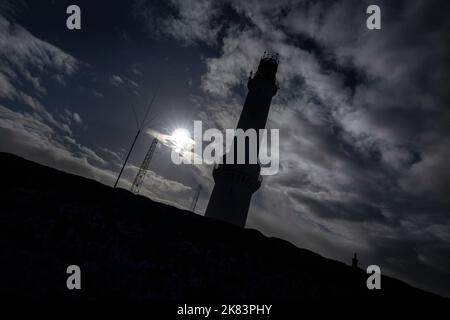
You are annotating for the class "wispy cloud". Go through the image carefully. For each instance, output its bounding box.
[0,11,192,212]
[134,0,225,46]
[109,74,140,89]
[135,0,450,296]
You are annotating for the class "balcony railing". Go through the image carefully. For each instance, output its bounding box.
[262,51,280,64]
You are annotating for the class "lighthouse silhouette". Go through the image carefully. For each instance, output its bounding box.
[205,52,279,227]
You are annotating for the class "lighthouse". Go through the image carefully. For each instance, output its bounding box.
[205,52,279,227]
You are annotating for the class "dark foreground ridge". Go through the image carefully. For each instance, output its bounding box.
[0,152,446,306]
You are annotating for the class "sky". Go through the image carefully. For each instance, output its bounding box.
[0,0,449,297]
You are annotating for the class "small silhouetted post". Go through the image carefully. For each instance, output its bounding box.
[352,252,358,268]
[190,184,202,212]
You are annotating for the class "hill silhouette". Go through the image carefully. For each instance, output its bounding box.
[0,152,446,310]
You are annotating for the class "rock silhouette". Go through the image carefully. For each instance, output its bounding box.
[0,152,446,308]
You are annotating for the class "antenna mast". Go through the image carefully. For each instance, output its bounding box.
[113,86,159,188]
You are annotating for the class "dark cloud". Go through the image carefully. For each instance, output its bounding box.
[289,192,392,224]
[0,0,449,297]
[136,0,450,296]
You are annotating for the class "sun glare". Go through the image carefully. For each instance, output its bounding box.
[171,128,193,150]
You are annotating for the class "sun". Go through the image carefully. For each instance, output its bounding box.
[170,128,194,151]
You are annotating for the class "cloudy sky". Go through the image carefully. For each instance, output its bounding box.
[0,0,449,297]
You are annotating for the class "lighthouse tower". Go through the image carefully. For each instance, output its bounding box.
[205,52,279,227]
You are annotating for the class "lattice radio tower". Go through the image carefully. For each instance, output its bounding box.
[113,84,159,189]
[130,137,158,194]
[190,184,202,212]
